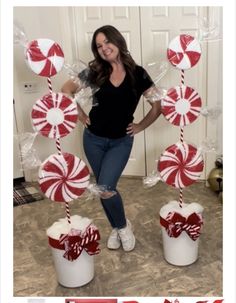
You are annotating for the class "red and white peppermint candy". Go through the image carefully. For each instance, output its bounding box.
[167,34,201,70]
[158,142,204,188]
[39,152,90,202]
[31,93,78,139]
[162,85,202,126]
[25,38,64,77]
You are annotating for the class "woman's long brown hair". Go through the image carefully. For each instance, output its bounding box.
[88,25,137,87]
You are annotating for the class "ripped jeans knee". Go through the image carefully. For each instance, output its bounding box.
[100,190,116,199]
[98,185,117,199]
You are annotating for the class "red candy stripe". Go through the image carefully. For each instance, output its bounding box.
[31,93,78,139]
[25,38,64,77]
[161,85,202,127]
[158,142,204,188]
[39,153,90,202]
[167,34,201,70]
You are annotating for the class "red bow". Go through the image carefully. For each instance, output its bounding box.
[48,224,100,261]
[160,212,203,241]
[59,225,100,261]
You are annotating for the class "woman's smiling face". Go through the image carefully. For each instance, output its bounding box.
[95,32,120,63]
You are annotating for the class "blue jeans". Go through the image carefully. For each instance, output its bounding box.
[83,128,134,229]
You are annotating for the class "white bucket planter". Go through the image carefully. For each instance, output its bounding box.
[47,215,100,288]
[160,200,204,266]
[49,247,94,287]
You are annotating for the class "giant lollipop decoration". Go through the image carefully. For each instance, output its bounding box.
[161,34,203,208]
[15,22,100,287]
[39,153,90,202]
[167,34,201,70]
[158,142,204,188]
[31,93,78,139]
[162,85,202,127]
[15,24,93,232]
[25,38,64,77]
[158,34,205,266]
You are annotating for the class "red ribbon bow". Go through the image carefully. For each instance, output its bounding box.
[160,212,203,241]
[59,225,100,261]
[49,224,100,261]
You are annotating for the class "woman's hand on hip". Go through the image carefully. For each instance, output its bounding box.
[78,111,91,128]
[126,123,142,136]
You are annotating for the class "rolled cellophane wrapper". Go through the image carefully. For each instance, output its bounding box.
[199,138,218,153]
[64,61,88,86]
[15,132,42,169]
[144,85,167,103]
[84,183,117,200]
[73,86,97,107]
[200,105,222,120]
[197,16,222,42]
[146,61,169,85]
[14,20,29,47]
[64,62,100,107]
[143,170,162,188]
[20,148,42,170]
[160,200,204,266]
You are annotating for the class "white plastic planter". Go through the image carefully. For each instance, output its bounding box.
[160,200,204,266]
[47,215,98,288]
[49,247,94,287]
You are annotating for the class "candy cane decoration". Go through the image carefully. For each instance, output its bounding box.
[47,77,62,154]
[46,76,62,154]
[65,202,71,224]
[180,70,185,143]
[179,69,185,207]
[166,34,202,208]
[181,69,185,85]
[56,138,62,155]
[47,77,53,94]
[179,189,183,207]
[26,38,86,226]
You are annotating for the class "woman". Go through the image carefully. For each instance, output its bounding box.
[62,25,162,252]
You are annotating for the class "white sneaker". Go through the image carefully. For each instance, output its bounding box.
[107,228,121,249]
[118,219,135,252]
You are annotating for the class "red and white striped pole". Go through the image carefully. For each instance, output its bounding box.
[47,77,53,93]
[47,77,70,224]
[65,202,71,224]
[179,69,185,208]
[47,77,62,156]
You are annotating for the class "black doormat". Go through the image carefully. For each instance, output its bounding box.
[14,182,44,207]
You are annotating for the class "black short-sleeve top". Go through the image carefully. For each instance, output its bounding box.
[83,65,153,139]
